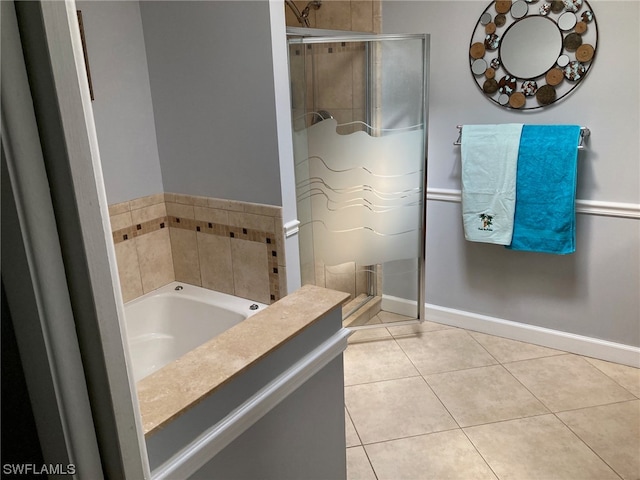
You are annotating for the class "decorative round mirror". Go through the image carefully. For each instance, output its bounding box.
[469,0,598,110]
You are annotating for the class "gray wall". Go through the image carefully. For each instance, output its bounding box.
[193,358,346,480]
[78,1,163,204]
[139,1,283,206]
[383,1,640,346]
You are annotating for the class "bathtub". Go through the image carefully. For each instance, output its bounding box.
[124,282,266,381]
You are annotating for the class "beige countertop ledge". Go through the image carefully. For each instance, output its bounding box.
[137,284,350,437]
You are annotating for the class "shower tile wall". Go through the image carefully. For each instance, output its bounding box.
[288,0,382,301]
[285,0,381,33]
[312,42,367,134]
[109,193,286,305]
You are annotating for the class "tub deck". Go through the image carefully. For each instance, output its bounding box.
[125,283,266,381]
[136,284,350,436]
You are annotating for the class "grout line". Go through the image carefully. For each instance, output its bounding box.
[465,328,503,366]
[194,229,203,288]
[458,426,501,480]
[360,444,380,480]
[424,362,507,377]
[460,411,552,431]
[581,358,640,399]
[344,406,365,448]
[344,373,422,389]
[345,404,380,480]
[343,327,637,480]
[415,373,462,426]
[494,359,556,416]
[499,352,571,367]
[553,412,625,480]
[552,398,640,415]
[356,426,462,448]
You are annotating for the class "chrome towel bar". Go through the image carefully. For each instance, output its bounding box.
[453,125,590,150]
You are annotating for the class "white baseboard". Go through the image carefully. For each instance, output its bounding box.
[383,295,640,368]
[381,294,419,318]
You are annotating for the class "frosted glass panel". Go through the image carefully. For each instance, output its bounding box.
[295,119,423,266]
[288,32,428,321]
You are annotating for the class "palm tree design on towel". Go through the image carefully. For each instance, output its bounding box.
[479,213,494,230]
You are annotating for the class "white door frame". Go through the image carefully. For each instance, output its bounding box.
[2,1,149,477]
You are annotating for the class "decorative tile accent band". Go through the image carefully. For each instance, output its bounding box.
[112,216,169,244]
[112,216,279,248]
[109,193,285,305]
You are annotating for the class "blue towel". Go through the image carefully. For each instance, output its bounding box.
[508,125,581,254]
[461,124,523,245]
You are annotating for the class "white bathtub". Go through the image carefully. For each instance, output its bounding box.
[124,282,266,381]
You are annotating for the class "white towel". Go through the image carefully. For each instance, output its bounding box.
[461,124,523,245]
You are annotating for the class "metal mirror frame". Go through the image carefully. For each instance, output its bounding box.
[469,0,598,110]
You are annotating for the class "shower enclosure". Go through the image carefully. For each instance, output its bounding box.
[287,29,429,327]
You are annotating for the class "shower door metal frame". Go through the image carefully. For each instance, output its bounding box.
[287,30,429,325]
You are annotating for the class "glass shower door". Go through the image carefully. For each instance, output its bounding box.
[288,31,429,327]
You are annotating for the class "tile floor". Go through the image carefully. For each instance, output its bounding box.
[344,312,640,480]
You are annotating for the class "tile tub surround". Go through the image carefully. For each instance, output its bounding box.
[137,284,350,436]
[285,0,382,34]
[108,193,286,304]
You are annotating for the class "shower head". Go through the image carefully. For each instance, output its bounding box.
[285,0,321,28]
[311,110,334,125]
[301,1,322,17]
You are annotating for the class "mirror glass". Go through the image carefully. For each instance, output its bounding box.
[500,17,562,79]
[469,0,598,110]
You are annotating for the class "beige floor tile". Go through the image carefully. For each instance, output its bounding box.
[465,414,619,480]
[395,329,498,375]
[468,331,564,363]
[375,310,416,323]
[583,357,640,397]
[345,377,456,444]
[348,326,391,344]
[504,354,636,412]
[345,409,360,448]
[343,338,419,386]
[365,430,497,480]
[558,400,640,480]
[425,365,549,427]
[346,446,376,480]
[387,320,453,337]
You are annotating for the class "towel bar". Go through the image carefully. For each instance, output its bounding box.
[453,125,590,150]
